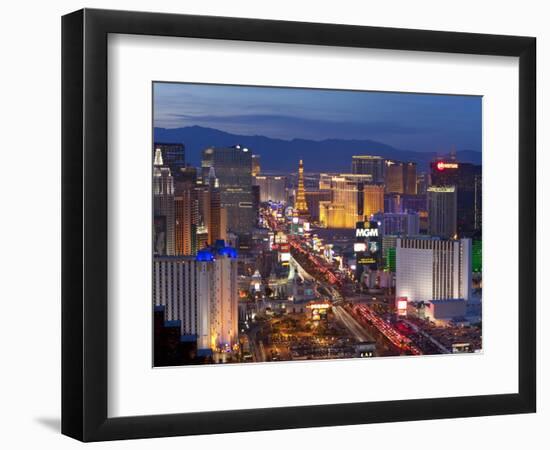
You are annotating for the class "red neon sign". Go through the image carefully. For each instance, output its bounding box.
[436,161,458,171]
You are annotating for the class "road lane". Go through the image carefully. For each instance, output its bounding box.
[332,305,374,342]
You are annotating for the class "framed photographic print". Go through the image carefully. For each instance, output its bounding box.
[62,8,536,442]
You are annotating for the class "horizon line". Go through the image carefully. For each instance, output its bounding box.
[153,125,482,153]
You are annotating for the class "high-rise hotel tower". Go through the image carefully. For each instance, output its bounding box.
[396,237,472,303]
[153,242,239,353]
[319,174,384,228]
[427,186,457,238]
[201,146,256,236]
[153,148,175,255]
[351,155,385,183]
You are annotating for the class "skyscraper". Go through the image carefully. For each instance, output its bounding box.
[195,169,228,247]
[254,175,287,203]
[173,166,198,256]
[383,160,417,195]
[201,146,256,236]
[427,186,457,238]
[385,160,404,194]
[153,242,239,354]
[319,174,384,228]
[153,143,185,178]
[362,183,385,218]
[294,160,309,218]
[196,223,209,251]
[403,162,417,195]
[351,155,385,183]
[430,160,482,235]
[153,149,175,255]
[153,256,203,340]
[175,187,198,255]
[251,154,261,176]
[396,237,472,303]
[196,243,239,352]
[304,189,332,222]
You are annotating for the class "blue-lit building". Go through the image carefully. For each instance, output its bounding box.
[153,241,239,359]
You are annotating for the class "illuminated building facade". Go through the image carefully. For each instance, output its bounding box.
[153,242,239,353]
[197,168,228,246]
[362,183,386,218]
[153,149,175,255]
[153,142,186,178]
[427,186,457,238]
[351,155,385,183]
[196,243,239,351]
[430,160,482,236]
[153,256,204,343]
[320,174,384,228]
[201,146,256,235]
[209,187,227,245]
[196,224,209,251]
[294,160,309,217]
[254,175,287,203]
[319,173,340,190]
[319,202,346,228]
[385,246,396,272]
[385,160,404,193]
[251,154,261,176]
[354,220,382,278]
[403,162,417,195]
[396,237,472,303]
[305,189,332,222]
[472,239,482,273]
[175,188,198,255]
[383,160,417,195]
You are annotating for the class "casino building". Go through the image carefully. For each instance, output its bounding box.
[395,237,472,304]
[319,174,384,228]
[153,241,239,354]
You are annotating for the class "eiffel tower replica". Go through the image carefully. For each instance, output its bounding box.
[294,159,310,220]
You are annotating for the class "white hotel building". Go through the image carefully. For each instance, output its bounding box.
[153,250,238,353]
[395,237,472,303]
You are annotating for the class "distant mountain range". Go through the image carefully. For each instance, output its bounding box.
[153,126,481,173]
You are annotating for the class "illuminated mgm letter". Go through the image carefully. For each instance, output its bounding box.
[356,228,379,238]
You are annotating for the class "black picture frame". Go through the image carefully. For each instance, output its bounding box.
[62,8,536,442]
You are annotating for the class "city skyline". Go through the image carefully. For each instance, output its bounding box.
[154,82,482,153]
[152,83,482,367]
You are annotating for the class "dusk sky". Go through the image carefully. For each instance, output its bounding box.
[153,82,482,153]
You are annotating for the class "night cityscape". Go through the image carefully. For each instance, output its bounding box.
[152,83,482,366]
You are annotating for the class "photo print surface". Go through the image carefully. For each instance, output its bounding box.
[152,82,482,367]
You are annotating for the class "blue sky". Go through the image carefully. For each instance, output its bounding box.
[153,82,481,152]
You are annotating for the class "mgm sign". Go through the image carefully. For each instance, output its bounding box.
[356,226,379,238]
[355,221,381,276]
